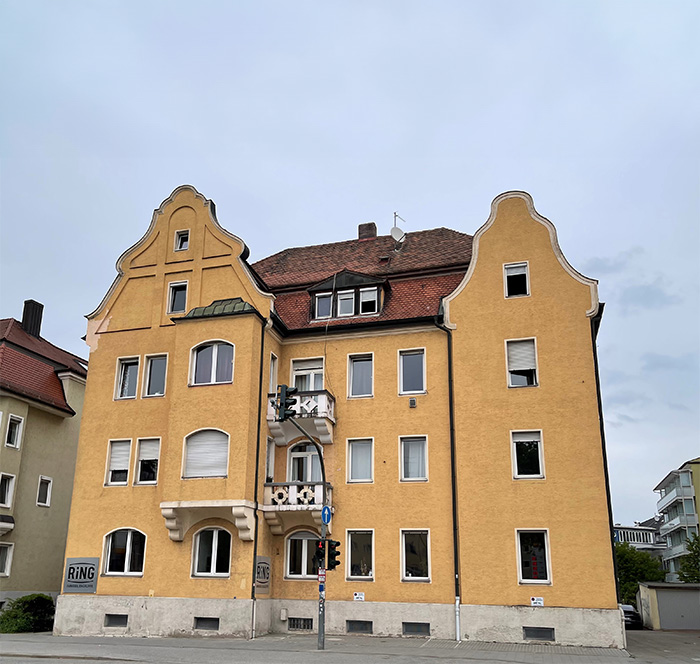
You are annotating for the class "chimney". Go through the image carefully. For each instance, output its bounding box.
[358,222,377,241]
[21,300,44,337]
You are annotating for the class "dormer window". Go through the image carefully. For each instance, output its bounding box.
[315,293,332,319]
[309,270,385,321]
[360,288,378,314]
[337,291,355,317]
[175,230,189,251]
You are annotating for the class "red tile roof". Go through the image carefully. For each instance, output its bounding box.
[0,318,87,414]
[253,228,472,290]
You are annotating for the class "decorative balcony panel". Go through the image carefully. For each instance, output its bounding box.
[656,485,694,513]
[662,542,690,560]
[267,390,336,446]
[659,514,699,537]
[261,481,333,536]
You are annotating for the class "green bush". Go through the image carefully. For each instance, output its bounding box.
[0,594,55,633]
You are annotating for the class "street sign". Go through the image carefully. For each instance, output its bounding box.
[318,569,326,583]
[321,505,331,525]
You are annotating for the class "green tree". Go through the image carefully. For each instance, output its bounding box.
[0,594,55,633]
[678,533,700,583]
[614,542,665,606]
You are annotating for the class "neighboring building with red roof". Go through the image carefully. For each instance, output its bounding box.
[55,186,622,648]
[0,300,87,605]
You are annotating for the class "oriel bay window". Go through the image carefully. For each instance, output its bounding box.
[193,528,231,577]
[105,529,146,575]
[287,531,321,578]
[191,341,234,385]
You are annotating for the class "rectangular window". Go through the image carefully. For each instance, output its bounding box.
[337,291,355,317]
[107,440,131,485]
[348,439,372,482]
[505,262,529,297]
[349,354,373,398]
[512,431,544,479]
[0,473,15,507]
[116,358,139,399]
[135,438,160,484]
[144,355,167,397]
[5,415,23,448]
[174,230,189,251]
[269,354,278,394]
[506,339,538,387]
[315,293,332,319]
[359,288,378,314]
[292,358,324,392]
[168,281,188,314]
[401,436,427,481]
[402,530,430,581]
[348,530,373,579]
[517,530,550,583]
[0,543,14,577]
[399,349,425,394]
[36,476,52,506]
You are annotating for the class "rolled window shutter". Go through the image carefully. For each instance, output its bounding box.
[139,439,160,460]
[185,430,228,478]
[506,264,527,276]
[110,441,130,470]
[512,431,540,443]
[507,340,536,371]
[293,359,323,371]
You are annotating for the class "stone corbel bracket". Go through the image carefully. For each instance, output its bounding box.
[160,500,256,542]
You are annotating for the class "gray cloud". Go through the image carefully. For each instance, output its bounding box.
[667,402,691,412]
[582,247,643,275]
[605,390,652,408]
[618,278,682,314]
[641,352,698,373]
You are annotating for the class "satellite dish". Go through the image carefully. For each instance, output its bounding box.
[390,226,405,242]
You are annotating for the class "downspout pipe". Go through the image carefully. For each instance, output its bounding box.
[434,316,461,642]
[250,316,268,638]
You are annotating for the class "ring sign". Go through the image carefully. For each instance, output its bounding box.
[321,506,332,525]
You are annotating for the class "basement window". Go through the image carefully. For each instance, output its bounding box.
[523,626,555,641]
[346,620,373,634]
[288,617,313,631]
[505,263,529,297]
[194,617,220,631]
[402,622,430,636]
[104,614,128,627]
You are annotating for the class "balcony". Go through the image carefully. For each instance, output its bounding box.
[267,390,336,447]
[657,485,695,513]
[659,514,699,537]
[662,542,690,560]
[261,481,333,535]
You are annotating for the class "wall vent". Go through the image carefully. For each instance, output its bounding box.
[402,621,430,636]
[346,620,373,634]
[409,398,417,408]
[288,617,313,631]
[523,626,555,641]
[194,617,220,631]
[104,614,128,627]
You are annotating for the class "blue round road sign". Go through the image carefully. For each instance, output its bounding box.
[321,506,331,525]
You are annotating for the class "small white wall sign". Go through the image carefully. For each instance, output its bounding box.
[353,592,365,601]
[530,596,544,607]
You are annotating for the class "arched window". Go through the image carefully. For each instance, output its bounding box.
[104,529,146,575]
[191,341,234,385]
[287,443,321,483]
[193,527,231,576]
[184,430,229,478]
[286,531,321,578]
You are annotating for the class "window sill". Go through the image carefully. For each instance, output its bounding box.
[347,479,373,484]
[401,577,431,583]
[114,396,137,401]
[188,382,233,388]
[400,478,428,483]
[134,482,158,486]
[513,475,545,481]
[143,394,166,399]
[192,574,230,579]
[4,444,20,449]
[507,384,539,389]
[347,395,373,400]
[518,580,551,585]
[284,576,318,582]
[102,573,144,578]
[505,294,530,299]
[104,483,128,487]
[346,577,374,582]
[36,504,50,508]
[181,475,228,480]
[399,391,426,397]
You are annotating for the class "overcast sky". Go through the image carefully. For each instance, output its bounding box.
[1,0,697,525]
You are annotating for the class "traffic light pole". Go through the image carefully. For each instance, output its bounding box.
[286,416,329,651]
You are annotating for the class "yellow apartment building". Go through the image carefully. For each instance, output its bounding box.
[54,186,624,647]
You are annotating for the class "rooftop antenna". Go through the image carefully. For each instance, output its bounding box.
[391,211,406,243]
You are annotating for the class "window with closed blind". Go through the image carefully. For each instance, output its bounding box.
[506,339,538,387]
[107,440,131,485]
[183,430,229,478]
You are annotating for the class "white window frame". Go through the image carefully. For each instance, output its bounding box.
[134,437,161,485]
[398,348,426,395]
[114,356,140,400]
[0,472,16,508]
[291,357,325,392]
[399,435,428,482]
[503,261,530,299]
[167,280,188,314]
[347,438,373,483]
[189,340,235,386]
[511,430,545,479]
[265,437,276,482]
[4,414,24,449]
[174,229,190,251]
[314,292,332,319]
[36,475,53,507]
[0,542,14,577]
[505,337,539,388]
[346,529,375,581]
[105,439,132,486]
[285,530,321,580]
[142,353,168,398]
[516,528,552,585]
[286,442,323,483]
[103,528,147,576]
[268,353,278,394]
[400,528,431,582]
[359,287,378,315]
[182,428,230,479]
[337,290,355,317]
[191,527,232,578]
[348,352,374,399]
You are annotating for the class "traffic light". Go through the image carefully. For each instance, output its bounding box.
[276,384,299,421]
[314,539,326,568]
[327,539,341,571]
